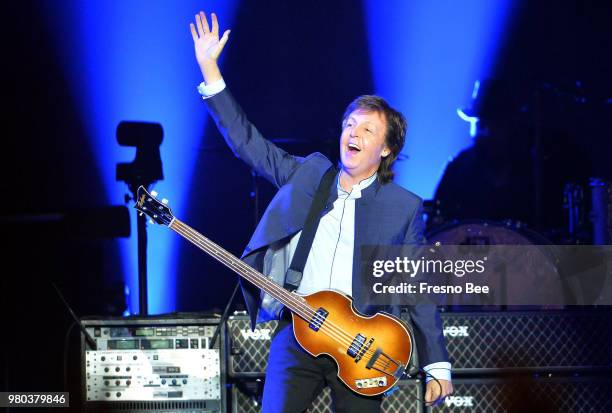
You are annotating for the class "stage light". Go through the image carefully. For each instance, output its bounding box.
[363,0,513,198]
[41,1,237,314]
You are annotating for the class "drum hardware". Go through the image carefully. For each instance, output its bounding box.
[426,220,561,308]
[564,183,585,238]
[560,178,609,244]
[589,178,609,245]
[563,182,592,243]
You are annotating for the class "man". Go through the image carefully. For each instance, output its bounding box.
[435,78,591,231]
[190,11,452,412]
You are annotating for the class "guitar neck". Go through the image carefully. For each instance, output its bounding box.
[169,218,309,318]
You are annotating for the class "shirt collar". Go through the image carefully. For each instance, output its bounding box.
[337,172,378,199]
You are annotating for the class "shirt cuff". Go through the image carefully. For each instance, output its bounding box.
[197,79,226,99]
[423,361,452,382]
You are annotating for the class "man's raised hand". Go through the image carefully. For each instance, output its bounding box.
[190,11,230,84]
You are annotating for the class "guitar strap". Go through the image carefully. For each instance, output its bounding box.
[284,166,338,291]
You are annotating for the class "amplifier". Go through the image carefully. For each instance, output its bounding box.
[226,314,278,378]
[434,310,612,373]
[81,315,225,413]
[231,379,423,413]
[400,309,612,373]
[427,376,612,412]
[229,310,612,378]
[380,379,424,413]
[226,314,420,378]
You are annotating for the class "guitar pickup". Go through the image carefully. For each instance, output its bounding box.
[347,333,366,358]
[355,337,375,363]
[308,308,329,332]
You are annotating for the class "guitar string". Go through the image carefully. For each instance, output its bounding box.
[173,219,399,372]
[173,219,354,337]
[172,219,401,369]
[172,219,380,348]
[172,220,398,374]
[170,221,377,358]
[140,199,399,371]
[172,219,400,370]
[172,221,351,337]
[173,224,399,376]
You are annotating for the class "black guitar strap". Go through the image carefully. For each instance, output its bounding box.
[284,166,338,291]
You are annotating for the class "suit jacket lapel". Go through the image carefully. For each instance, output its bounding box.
[322,170,340,216]
[352,179,381,307]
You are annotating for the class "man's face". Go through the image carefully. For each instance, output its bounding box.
[340,109,390,179]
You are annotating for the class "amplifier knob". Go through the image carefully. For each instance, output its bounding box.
[115,367,120,372]
[105,392,110,398]
[104,380,109,386]
[126,380,131,386]
[104,367,109,373]
[172,379,177,385]
[133,355,138,360]
[126,367,131,372]
[182,379,187,385]
[101,356,106,361]
[116,392,121,398]
[115,380,120,386]
[161,379,166,385]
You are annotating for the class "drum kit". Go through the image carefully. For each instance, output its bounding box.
[422,180,612,308]
[425,176,610,246]
[427,78,610,246]
[420,78,612,309]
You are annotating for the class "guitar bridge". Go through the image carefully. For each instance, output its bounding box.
[366,347,405,378]
[308,308,328,332]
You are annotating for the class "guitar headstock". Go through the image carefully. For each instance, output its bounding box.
[134,186,174,226]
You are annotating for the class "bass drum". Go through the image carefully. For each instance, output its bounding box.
[426,220,563,309]
[427,219,553,245]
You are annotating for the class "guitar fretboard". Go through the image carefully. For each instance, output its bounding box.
[170,219,313,321]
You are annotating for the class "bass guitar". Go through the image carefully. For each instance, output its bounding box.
[134,186,412,396]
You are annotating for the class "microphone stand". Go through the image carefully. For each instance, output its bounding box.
[130,183,152,315]
[116,121,164,315]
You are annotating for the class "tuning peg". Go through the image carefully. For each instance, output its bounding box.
[161,198,169,205]
[139,212,144,217]
[149,219,154,225]
[151,190,158,197]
